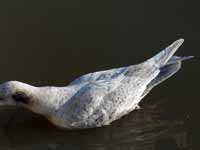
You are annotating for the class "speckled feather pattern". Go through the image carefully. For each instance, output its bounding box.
[0,39,192,129]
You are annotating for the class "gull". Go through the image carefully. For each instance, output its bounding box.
[0,39,193,129]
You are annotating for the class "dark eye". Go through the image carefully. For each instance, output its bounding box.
[12,92,30,104]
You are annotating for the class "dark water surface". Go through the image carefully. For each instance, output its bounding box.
[0,0,199,150]
[0,106,190,150]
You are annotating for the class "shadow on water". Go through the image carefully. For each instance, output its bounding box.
[0,100,190,150]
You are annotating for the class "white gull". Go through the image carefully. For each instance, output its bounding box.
[0,39,193,129]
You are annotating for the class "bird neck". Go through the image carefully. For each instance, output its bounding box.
[23,86,74,117]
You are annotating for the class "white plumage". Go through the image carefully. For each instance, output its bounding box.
[0,39,193,129]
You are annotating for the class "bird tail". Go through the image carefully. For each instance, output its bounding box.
[141,55,193,98]
[139,39,194,99]
[149,55,193,87]
[145,39,185,68]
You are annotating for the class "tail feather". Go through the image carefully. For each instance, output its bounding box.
[166,55,194,65]
[141,55,193,98]
[140,39,193,100]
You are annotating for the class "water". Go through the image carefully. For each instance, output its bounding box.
[0,106,189,150]
[0,0,199,150]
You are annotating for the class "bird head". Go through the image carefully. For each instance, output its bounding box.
[0,81,58,116]
[0,81,36,106]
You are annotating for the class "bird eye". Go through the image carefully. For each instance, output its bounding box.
[12,92,30,104]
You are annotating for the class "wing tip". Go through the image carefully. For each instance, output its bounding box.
[168,38,184,51]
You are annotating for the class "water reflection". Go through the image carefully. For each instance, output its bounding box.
[0,103,189,150]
